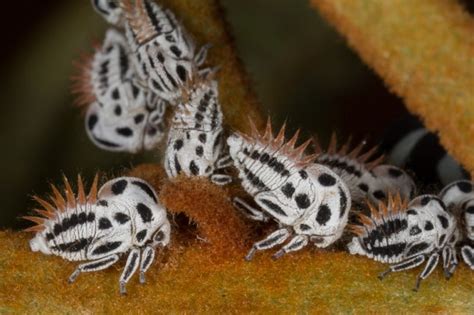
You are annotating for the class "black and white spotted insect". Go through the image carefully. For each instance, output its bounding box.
[91,0,124,26]
[123,0,210,103]
[439,180,474,270]
[164,77,232,185]
[25,175,171,295]
[72,28,167,153]
[314,134,415,205]
[347,194,458,290]
[227,120,351,260]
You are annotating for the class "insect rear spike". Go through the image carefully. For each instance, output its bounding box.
[248,117,260,139]
[284,129,300,152]
[368,202,381,221]
[273,121,287,147]
[33,208,55,219]
[23,225,45,233]
[327,132,338,154]
[33,196,56,215]
[357,212,374,228]
[347,224,366,236]
[378,202,389,220]
[348,141,365,159]
[358,146,378,163]
[312,135,322,154]
[263,117,273,142]
[88,174,99,204]
[77,175,87,205]
[366,154,385,170]
[23,216,46,226]
[339,136,352,155]
[292,138,312,160]
[50,184,66,212]
[63,175,76,209]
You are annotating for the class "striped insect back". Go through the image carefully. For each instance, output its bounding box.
[123,0,210,103]
[72,28,167,153]
[439,180,474,270]
[348,194,458,290]
[164,78,232,185]
[25,175,171,295]
[227,120,351,260]
[314,133,415,205]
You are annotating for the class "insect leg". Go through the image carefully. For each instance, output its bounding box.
[119,248,141,295]
[442,246,458,279]
[461,245,474,269]
[215,155,233,169]
[210,174,232,185]
[272,235,309,260]
[139,245,156,284]
[245,228,290,261]
[233,197,268,222]
[68,254,120,283]
[194,43,212,66]
[414,253,440,291]
[378,255,425,280]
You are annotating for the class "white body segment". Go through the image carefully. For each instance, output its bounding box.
[227,121,351,260]
[164,79,231,185]
[91,0,124,26]
[347,194,459,290]
[28,176,171,294]
[76,29,167,153]
[439,180,474,269]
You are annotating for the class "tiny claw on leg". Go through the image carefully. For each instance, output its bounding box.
[413,278,422,292]
[68,269,80,283]
[139,272,146,284]
[120,282,127,295]
[245,247,256,261]
[272,249,285,260]
[378,269,391,280]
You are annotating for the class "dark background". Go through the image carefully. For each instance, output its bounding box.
[1,0,471,229]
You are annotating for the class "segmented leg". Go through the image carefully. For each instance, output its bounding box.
[461,245,474,269]
[233,197,268,222]
[272,235,309,260]
[119,248,140,295]
[139,246,156,284]
[442,246,458,279]
[215,155,233,169]
[378,255,425,280]
[194,44,211,66]
[414,253,440,291]
[245,228,290,261]
[68,254,120,283]
[210,174,232,185]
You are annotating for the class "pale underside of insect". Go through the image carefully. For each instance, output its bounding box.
[439,180,474,270]
[72,28,167,153]
[123,0,211,103]
[227,119,351,260]
[164,78,232,185]
[91,0,124,26]
[25,175,171,295]
[314,133,416,205]
[347,194,458,290]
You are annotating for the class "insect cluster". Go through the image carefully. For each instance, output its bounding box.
[24,0,472,295]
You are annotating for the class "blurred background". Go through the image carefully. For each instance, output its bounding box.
[1,0,472,229]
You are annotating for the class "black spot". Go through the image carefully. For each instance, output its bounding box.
[174,156,182,174]
[151,79,163,92]
[370,243,407,258]
[250,151,261,160]
[198,133,207,143]
[409,225,422,235]
[421,196,432,206]
[87,212,95,222]
[111,179,127,195]
[136,229,147,242]
[98,217,112,230]
[147,127,157,136]
[318,173,336,186]
[165,34,175,42]
[299,170,308,179]
[316,204,332,225]
[53,223,62,236]
[338,187,348,218]
[424,221,434,230]
[132,84,140,98]
[98,199,108,207]
[111,88,120,100]
[281,183,295,198]
[116,127,133,137]
[132,180,157,203]
[457,181,472,193]
[156,52,165,63]
[260,153,270,163]
[407,209,417,215]
[46,233,54,241]
[154,231,165,241]
[299,224,311,231]
[114,212,130,224]
[78,212,87,224]
[358,183,369,192]
[92,241,122,255]
[176,65,187,82]
[373,190,386,200]
[174,139,184,150]
[466,206,474,214]
[114,105,122,116]
[52,238,91,253]
[295,194,311,209]
[406,242,430,257]
[170,45,182,58]
[195,146,204,157]
[388,167,403,177]
[189,161,200,175]
[134,114,145,124]
[438,215,449,229]
[439,234,447,245]
[137,203,153,223]
[88,114,98,130]
[259,199,286,216]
